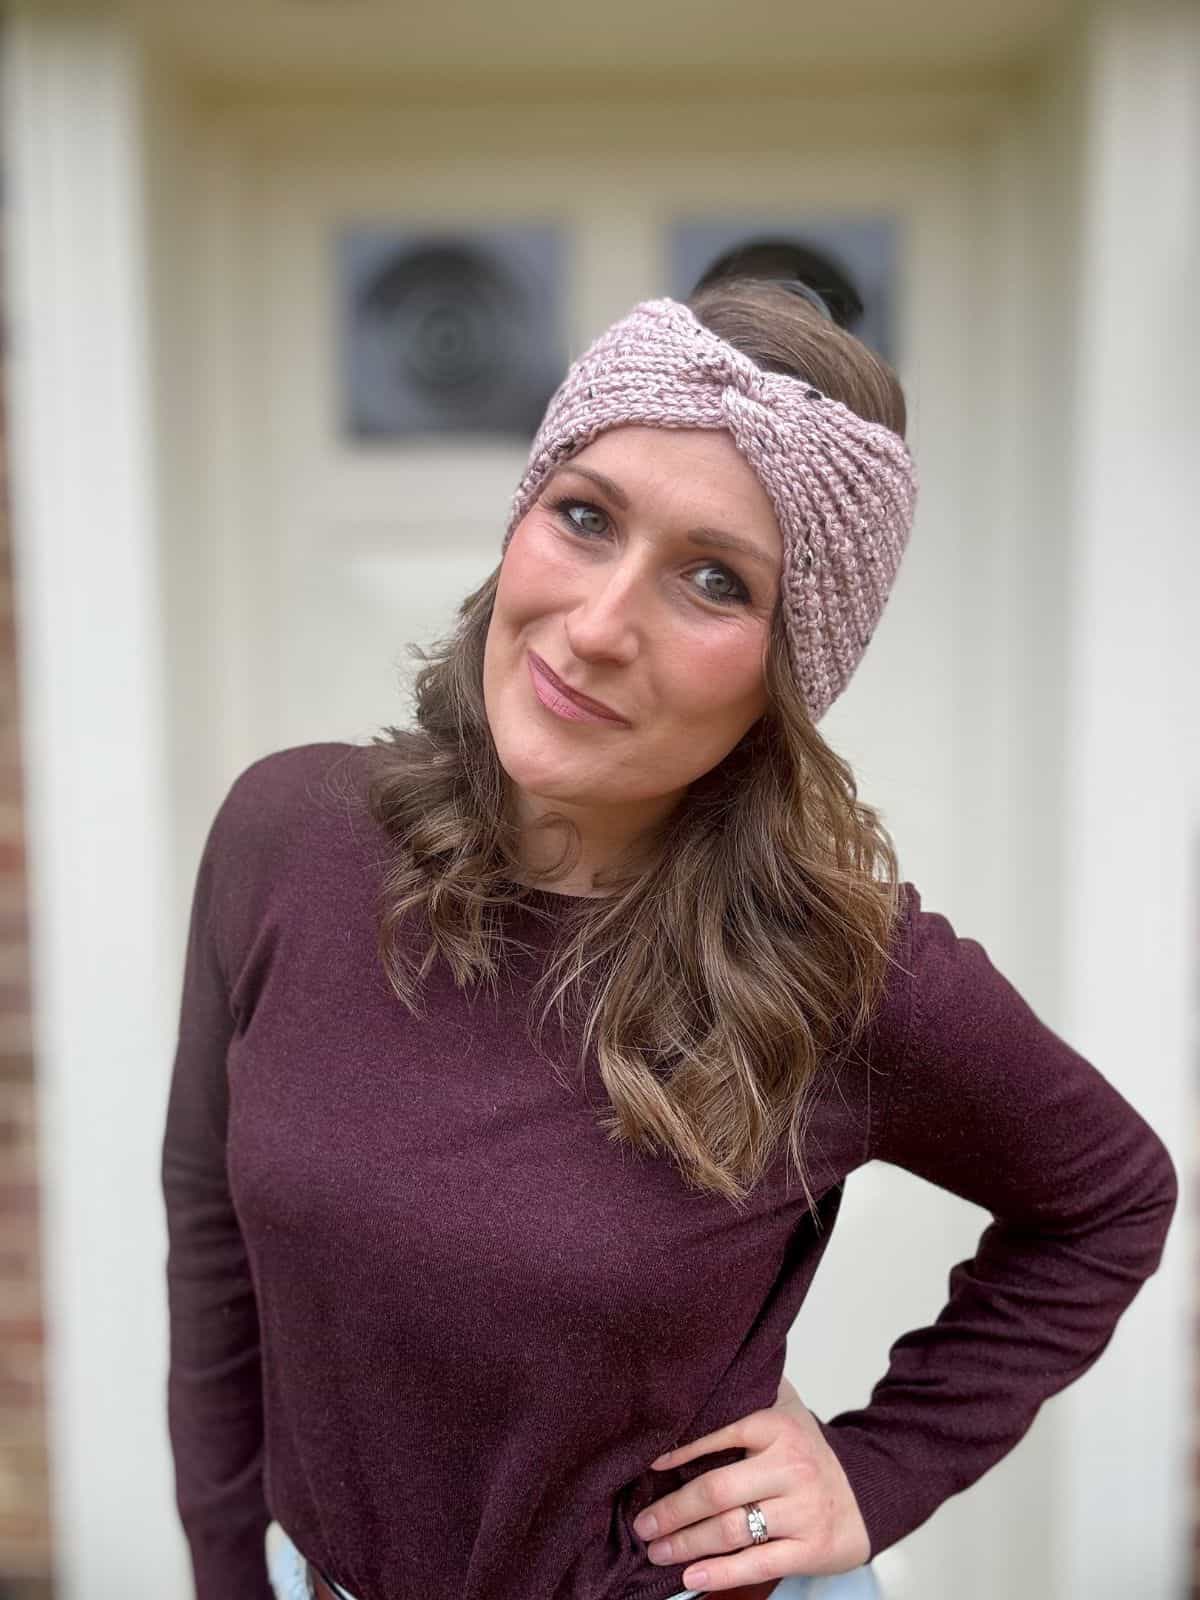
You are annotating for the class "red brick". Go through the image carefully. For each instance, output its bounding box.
[0,258,50,1577]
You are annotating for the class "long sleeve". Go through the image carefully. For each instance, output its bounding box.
[815,886,1179,1557]
[161,806,272,1598]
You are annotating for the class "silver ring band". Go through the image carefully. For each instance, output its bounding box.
[745,1501,769,1544]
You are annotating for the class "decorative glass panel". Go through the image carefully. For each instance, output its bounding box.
[669,216,899,364]
[337,224,566,439]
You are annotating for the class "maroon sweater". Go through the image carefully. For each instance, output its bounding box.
[161,742,1177,1600]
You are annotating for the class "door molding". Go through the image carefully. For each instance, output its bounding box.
[2,7,182,1595]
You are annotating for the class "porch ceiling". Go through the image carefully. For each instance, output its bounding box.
[126,0,1074,82]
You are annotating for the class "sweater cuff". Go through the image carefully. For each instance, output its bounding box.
[814,1417,930,1559]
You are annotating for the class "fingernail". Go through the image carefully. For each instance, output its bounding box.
[683,1569,708,1588]
[633,1512,658,1537]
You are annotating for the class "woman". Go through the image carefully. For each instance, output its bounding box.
[161,281,1178,1600]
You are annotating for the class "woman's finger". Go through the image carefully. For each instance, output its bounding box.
[643,1487,804,1568]
[634,1450,799,1546]
[677,1532,829,1594]
[649,1407,779,1471]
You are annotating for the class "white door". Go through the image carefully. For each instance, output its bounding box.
[188,89,1040,1600]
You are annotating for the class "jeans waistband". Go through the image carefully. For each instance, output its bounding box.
[268,1517,709,1600]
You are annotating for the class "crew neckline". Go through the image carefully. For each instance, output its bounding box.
[517,886,611,902]
[508,880,617,904]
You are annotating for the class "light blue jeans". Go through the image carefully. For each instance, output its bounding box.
[266,1518,882,1599]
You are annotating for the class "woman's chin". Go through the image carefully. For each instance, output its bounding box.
[501,761,594,804]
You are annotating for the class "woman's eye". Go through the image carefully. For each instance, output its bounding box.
[550,497,609,538]
[544,495,751,608]
[692,565,747,606]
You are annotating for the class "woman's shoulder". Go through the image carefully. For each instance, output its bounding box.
[873,879,1018,1049]
[892,880,1025,1024]
[853,878,997,1081]
[194,741,381,982]
[203,740,372,900]
[210,739,371,846]
[867,878,1079,1147]
[217,739,364,818]
[853,879,920,1055]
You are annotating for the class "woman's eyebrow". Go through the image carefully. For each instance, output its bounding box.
[548,462,630,509]
[544,463,777,573]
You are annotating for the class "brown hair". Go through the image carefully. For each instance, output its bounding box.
[360,276,908,1210]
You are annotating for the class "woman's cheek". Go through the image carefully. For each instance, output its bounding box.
[691,633,766,709]
[512,522,578,591]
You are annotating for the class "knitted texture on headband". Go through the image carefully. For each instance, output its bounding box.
[502,296,918,724]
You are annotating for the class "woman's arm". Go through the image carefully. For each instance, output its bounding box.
[161,808,272,1599]
[813,887,1177,1558]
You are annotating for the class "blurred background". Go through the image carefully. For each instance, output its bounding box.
[0,0,1196,1595]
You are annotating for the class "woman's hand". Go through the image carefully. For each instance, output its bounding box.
[632,1381,871,1595]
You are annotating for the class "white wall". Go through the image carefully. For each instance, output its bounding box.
[1052,4,1199,1595]
[940,13,1200,1591]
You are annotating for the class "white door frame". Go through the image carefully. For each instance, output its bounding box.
[2,5,182,1594]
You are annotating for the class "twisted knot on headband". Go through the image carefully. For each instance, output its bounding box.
[503,296,919,724]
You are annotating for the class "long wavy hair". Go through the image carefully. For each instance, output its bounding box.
[360,276,909,1210]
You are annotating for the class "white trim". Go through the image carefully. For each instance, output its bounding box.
[1055,3,1199,1595]
[1,7,183,1594]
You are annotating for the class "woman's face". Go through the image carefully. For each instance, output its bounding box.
[482,425,784,851]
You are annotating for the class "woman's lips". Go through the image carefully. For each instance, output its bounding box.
[528,654,629,726]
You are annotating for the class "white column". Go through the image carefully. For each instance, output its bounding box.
[2,6,184,1595]
[1055,3,1199,1595]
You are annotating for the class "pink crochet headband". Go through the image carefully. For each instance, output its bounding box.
[502,296,919,724]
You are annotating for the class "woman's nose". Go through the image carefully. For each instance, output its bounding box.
[564,565,647,658]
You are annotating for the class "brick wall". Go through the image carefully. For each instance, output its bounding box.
[0,186,54,1597]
